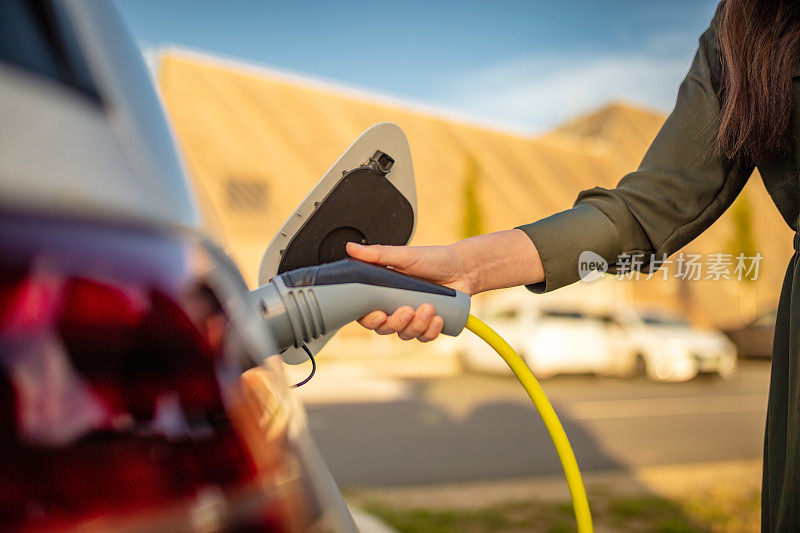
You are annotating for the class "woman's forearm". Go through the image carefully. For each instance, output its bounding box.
[348,228,544,340]
[452,229,544,294]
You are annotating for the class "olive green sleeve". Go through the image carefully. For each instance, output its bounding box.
[517,16,754,293]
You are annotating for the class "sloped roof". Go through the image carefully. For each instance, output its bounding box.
[157,49,791,326]
[544,101,667,165]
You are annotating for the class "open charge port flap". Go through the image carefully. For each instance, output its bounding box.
[277,151,413,274]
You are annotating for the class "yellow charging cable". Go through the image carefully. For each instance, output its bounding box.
[465,314,593,533]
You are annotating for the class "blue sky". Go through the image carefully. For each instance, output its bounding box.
[114,0,719,133]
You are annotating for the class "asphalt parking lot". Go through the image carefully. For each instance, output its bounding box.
[299,359,770,488]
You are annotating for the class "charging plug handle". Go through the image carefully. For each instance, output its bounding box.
[253,258,471,351]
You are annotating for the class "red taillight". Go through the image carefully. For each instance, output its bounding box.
[0,213,312,532]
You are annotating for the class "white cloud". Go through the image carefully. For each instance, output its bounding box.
[436,33,698,133]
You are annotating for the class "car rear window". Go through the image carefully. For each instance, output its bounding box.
[0,0,99,102]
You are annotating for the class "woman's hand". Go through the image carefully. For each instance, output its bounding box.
[345,241,473,342]
[345,242,475,293]
[345,229,544,342]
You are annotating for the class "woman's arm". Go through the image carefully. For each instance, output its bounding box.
[518,6,753,294]
[351,7,754,341]
[345,229,543,341]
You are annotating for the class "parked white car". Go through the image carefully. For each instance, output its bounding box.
[616,310,738,382]
[457,303,737,382]
[457,306,638,378]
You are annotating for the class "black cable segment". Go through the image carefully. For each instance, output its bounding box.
[290,345,316,388]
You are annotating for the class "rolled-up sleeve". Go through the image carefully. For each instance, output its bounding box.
[517,16,754,293]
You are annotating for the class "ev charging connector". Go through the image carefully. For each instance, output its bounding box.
[251,258,471,351]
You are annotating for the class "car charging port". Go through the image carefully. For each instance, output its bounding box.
[368,150,394,175]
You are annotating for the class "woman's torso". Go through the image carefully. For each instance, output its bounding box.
[754,66,800,230]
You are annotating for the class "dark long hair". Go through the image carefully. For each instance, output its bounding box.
[717,0,800,161]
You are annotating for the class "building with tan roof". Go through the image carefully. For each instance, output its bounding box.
[156,49,791,333]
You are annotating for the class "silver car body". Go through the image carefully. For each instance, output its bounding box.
[0,1,356,530]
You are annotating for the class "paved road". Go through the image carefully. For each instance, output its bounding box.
[302,360,770,488]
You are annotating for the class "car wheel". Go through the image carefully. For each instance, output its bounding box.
[717,355,737,380]
[633,354,647,377]
[650,357,698,382]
